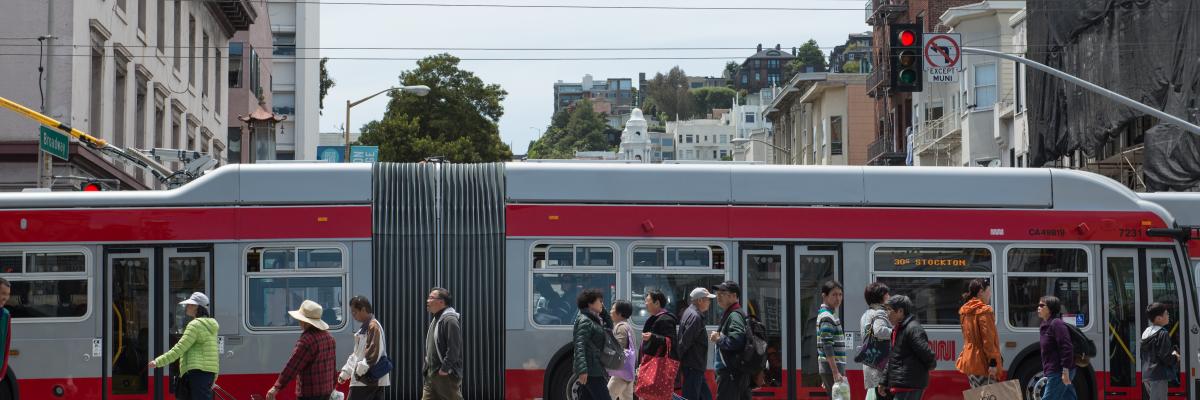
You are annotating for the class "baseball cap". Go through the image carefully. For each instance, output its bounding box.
[710,280,740,296]
[179,292,210,307]
[689,287,717,300]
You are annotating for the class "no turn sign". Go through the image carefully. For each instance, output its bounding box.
[923,33,961,83]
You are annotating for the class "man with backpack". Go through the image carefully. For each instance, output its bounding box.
[709,281,751,399]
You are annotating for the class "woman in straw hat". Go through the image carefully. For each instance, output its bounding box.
[266,299,339,400]
[149,292,220,400]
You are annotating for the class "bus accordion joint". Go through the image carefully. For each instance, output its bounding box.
[1146,226,1200,242]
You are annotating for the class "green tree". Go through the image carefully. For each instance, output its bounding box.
[319,57,335,114]
[691,87,737,116]
[723,61,741,87]
[785,39,828,81]
[842,60,861,74]
[526,99,611,159]
[645,66,693,121]
[357,54,511,162]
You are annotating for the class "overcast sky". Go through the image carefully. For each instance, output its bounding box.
[319,1,870,154]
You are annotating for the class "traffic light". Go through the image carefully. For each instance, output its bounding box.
[889,24,923,92]
[79,182,103,192]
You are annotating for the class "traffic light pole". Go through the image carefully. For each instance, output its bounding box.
[962,47,1200,136]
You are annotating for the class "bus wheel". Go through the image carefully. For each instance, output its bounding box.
[546,360,575,400]
[1013,360,1045,400]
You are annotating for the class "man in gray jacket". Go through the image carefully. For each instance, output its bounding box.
[678,287,716,400]
[423,287,463,400]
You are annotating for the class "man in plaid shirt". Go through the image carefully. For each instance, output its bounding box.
[267,300,338,400]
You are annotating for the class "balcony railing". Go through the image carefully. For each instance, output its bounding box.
[867,66,888,96]
[912,115,961,152]
[865,0,909,25]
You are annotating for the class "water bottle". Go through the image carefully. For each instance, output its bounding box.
[831,379,851,400]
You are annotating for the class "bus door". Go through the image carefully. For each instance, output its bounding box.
[741,244,838,399]
[106,246,211,400]
[1102,247,1188,399]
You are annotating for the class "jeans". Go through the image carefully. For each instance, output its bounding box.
[715,369,750,400]
[1143,379,1168,400]
[1040,369,1077,400]
[181,371,215,400]
[421,374,463,400]
[681,366,713,400]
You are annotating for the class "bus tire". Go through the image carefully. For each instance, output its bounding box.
[1014,360,1094,400]
[546,358,575,400]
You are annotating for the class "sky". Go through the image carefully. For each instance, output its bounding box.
[319,1,870,155]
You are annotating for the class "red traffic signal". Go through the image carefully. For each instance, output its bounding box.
[80,182,102,192]
[889,24,923,93]
[898,30,917,47]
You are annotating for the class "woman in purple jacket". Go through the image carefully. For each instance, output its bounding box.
[1038,296,1076,400]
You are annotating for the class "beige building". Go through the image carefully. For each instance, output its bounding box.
[764,73,875,165]
[0,0,256,190]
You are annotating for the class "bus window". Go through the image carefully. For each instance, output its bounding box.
[0,250,89,320]
[872,246,993,325]
[1148,256,1181,367]
[531,273,616,326]
[245,246,346,330]
[629,245,724,326]
[532,244,614,268]
[1006,248,1090,328]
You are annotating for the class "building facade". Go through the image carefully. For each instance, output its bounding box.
[226,6,282,164]
[733,44,797,94]
[730,90,775,162]
[553,74,635,129]
[829,32,874,74]
[668,116,735,161]
[910,1,1024,167]
[267,0,319,160]
[619,108,653,162]
[765,73,875,165]
[0,0,255,191]
[864,0,980,166]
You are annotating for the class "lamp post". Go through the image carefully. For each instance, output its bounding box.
[731,137,792,163]
[344,85,431,162]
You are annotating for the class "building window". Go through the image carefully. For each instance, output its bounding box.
[273,33,296,56]
[201,32,209,97]
[629,244,725,326]
[830,116,843,155]
[719,135,729,144]
[188,15,196,86]
[113,56,129,148]
[1015,64,1023,113]
[768,74,780,85]
[661,138,673,146]
[753,60,761,68]
[531,243,617,326]
[245,246,346,330]
[974,63,997,110]
[227,127,242,163]
[154,99,165,149]
[173,0,181,70]
[0,250,90,320]
[228,43,244,88]
[89,46,104,139]
[741,74,748,84]
[214,49,222,113]
[755,72,762,81]
[768,59,779,69]
[135,75,149,151]
[137,0,147,33]
[156,0,165,52]
[719,149,729,158]
[745,112,755,124]
[873,246,993,326]
[273,93,296,116]
[1006,247,1090,328]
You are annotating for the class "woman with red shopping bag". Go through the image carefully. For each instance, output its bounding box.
[635,289,680,400]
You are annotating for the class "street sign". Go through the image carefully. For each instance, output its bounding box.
[923,33,961,83]
[39,125,69,161]
[316,145,379,163]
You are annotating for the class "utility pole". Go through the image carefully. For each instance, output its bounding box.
[38,34,54,188]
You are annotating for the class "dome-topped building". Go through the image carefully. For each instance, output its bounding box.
[619,108,652,162]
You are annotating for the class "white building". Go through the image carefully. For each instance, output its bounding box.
[1004,8,1031,167]
[669,115,736,161]
[910,1,1024,167]
[268,0,320,160]
[0,0,256,190]
[619,108,653,162]
[731,90,776,163]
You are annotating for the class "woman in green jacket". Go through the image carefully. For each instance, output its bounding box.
[572,288,612,400]
[149,292,220,400]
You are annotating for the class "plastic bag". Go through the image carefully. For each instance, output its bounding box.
[831,380,851,400]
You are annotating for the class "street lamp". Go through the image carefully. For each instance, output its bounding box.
[731,137,792,163]
[344,85,431,161]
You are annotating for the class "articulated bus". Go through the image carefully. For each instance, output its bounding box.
[0,162,1197,400]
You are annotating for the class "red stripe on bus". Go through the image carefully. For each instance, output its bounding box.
[506,205,1172,242]
[17,374,324,400]
[0,206,372,243]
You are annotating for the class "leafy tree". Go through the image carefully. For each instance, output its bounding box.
[842,60,861,74]
[785,39,828,81]
[644,66,693,121]
[357,53,511,162]
[526,99,611,159]
[691,87,737,116]
[723,61,741,87]
[319,57,335,114]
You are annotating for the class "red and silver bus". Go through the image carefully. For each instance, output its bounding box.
[1,162,1197,400]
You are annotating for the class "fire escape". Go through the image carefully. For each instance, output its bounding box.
[864,0,910,166]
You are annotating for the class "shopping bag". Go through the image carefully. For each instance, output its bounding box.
[634,338,680,400]
[962,379,1022,400]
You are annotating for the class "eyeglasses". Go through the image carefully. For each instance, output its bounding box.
[428,295,443,301]
[1037,303,1046,308]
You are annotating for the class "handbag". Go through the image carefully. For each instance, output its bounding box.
[356,320,394,384]
[606,323,637,381]
[961,379,1021,400]
[634,338,680,400]
[854,312,890,370]
[173,372,192,400]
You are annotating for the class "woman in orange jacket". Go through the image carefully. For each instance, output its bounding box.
[956,278,1003,388]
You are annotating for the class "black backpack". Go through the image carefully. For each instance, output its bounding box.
[1064,321,1096,366]
[738,310,769,374]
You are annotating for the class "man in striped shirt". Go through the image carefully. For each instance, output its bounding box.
[817,280,847,397]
